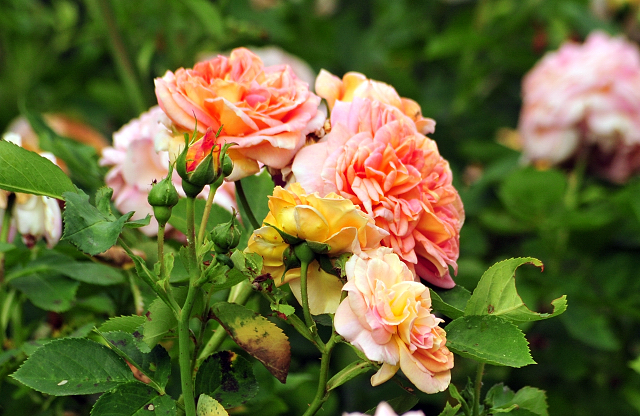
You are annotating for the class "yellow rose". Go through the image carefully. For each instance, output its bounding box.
[246,183,387,314]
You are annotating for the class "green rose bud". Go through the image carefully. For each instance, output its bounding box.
[210,213,242,253]
[148,169,179,226]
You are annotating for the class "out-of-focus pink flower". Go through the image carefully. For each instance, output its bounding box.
[155,48,325,181]
[291,98,463,288]
[335,247,453,394]
[315,70,435,135]
[0,133,62,248]
[519,31,640,183]
[343,401,425,416]
[100,107,236,236]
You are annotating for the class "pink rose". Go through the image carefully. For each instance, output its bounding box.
[100,107,236,236]
[291,98,464,288]
[343,401,425,416]
[519,31,640,183]
[335,247,453,394]
[155,48,325,180]
[315,70,435,135]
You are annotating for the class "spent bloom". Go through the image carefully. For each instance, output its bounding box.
[344,402,425,416]
[0,133,62,248]
[100,106,236,236]
[315,70,435,135]
[292,97,464,288]
[246,183,387,315]
[155,47,325,181]
[334,247,453,394]
[519,31,640,183]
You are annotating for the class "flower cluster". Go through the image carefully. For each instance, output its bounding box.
[519,31,640,183]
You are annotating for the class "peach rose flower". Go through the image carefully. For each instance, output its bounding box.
[344,402,425,416]
[291,98,463,288]
[0,133,62,248]
[246,183,387,315]
[335,247,453,394]
[155,48,325,181]
[519,31,640,183]
[315,70,435,135]
[100,107,236,236]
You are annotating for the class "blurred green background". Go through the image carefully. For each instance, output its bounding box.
[3,0,640,415]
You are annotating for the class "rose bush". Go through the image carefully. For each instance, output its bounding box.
[292,97,464,288]
[155,47,325,180]
[334,247,453,394]
[246,182,386,314]
[519,30,640,183]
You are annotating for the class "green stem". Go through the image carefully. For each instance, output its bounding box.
[234,180,260,230]
[158,224,166,279]
[197,186,217,244]
[299,260,315,333]
[303,334,339,416]
[179,196,201,416]
[472,362,485,416]
[86,0,147,114]
[196,281,253,367]
[0,193,16,285]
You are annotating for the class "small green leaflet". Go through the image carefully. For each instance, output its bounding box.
[90,382,177,416]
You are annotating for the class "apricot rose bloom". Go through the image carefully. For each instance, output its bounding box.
[519,31,640,183]
[155,47,325,181]
[291,98,464,288]
[315,70,435,135]
[246,183,387,315]
[335,247,453,394]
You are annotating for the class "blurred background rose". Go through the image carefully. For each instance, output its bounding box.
[518,31,640,183]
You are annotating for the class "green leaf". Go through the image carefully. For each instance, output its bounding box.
[270,303,295,317]
[143,297,178,347]
[195,351,258,408]
[101,331,171,388]
[465,258,567,323]
[211,302,290,383]
[0,242,16,253]
[489,385,549,416]
[99,315,146,334]
[0,139,75,199]
[9,272,79,312]
[327,360,375,392]
[90,382,177,416]
[62,189,134,256]
[76,294,115,315]
[438,402,462,416]
[168,199,232,235]
[430,286,471,319]
[22,108,104,191]
[445,315,535,367]
[12,338,135,395]
[50,262,125,285]
[196,394,229,416]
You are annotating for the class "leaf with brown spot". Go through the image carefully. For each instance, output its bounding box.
[211,302,290,383]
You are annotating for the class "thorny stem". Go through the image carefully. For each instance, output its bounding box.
[303,333,339,416]
[299,260,315,333]
[234,180,260,230]
[0,193,16,285]
[473,362,485,416]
